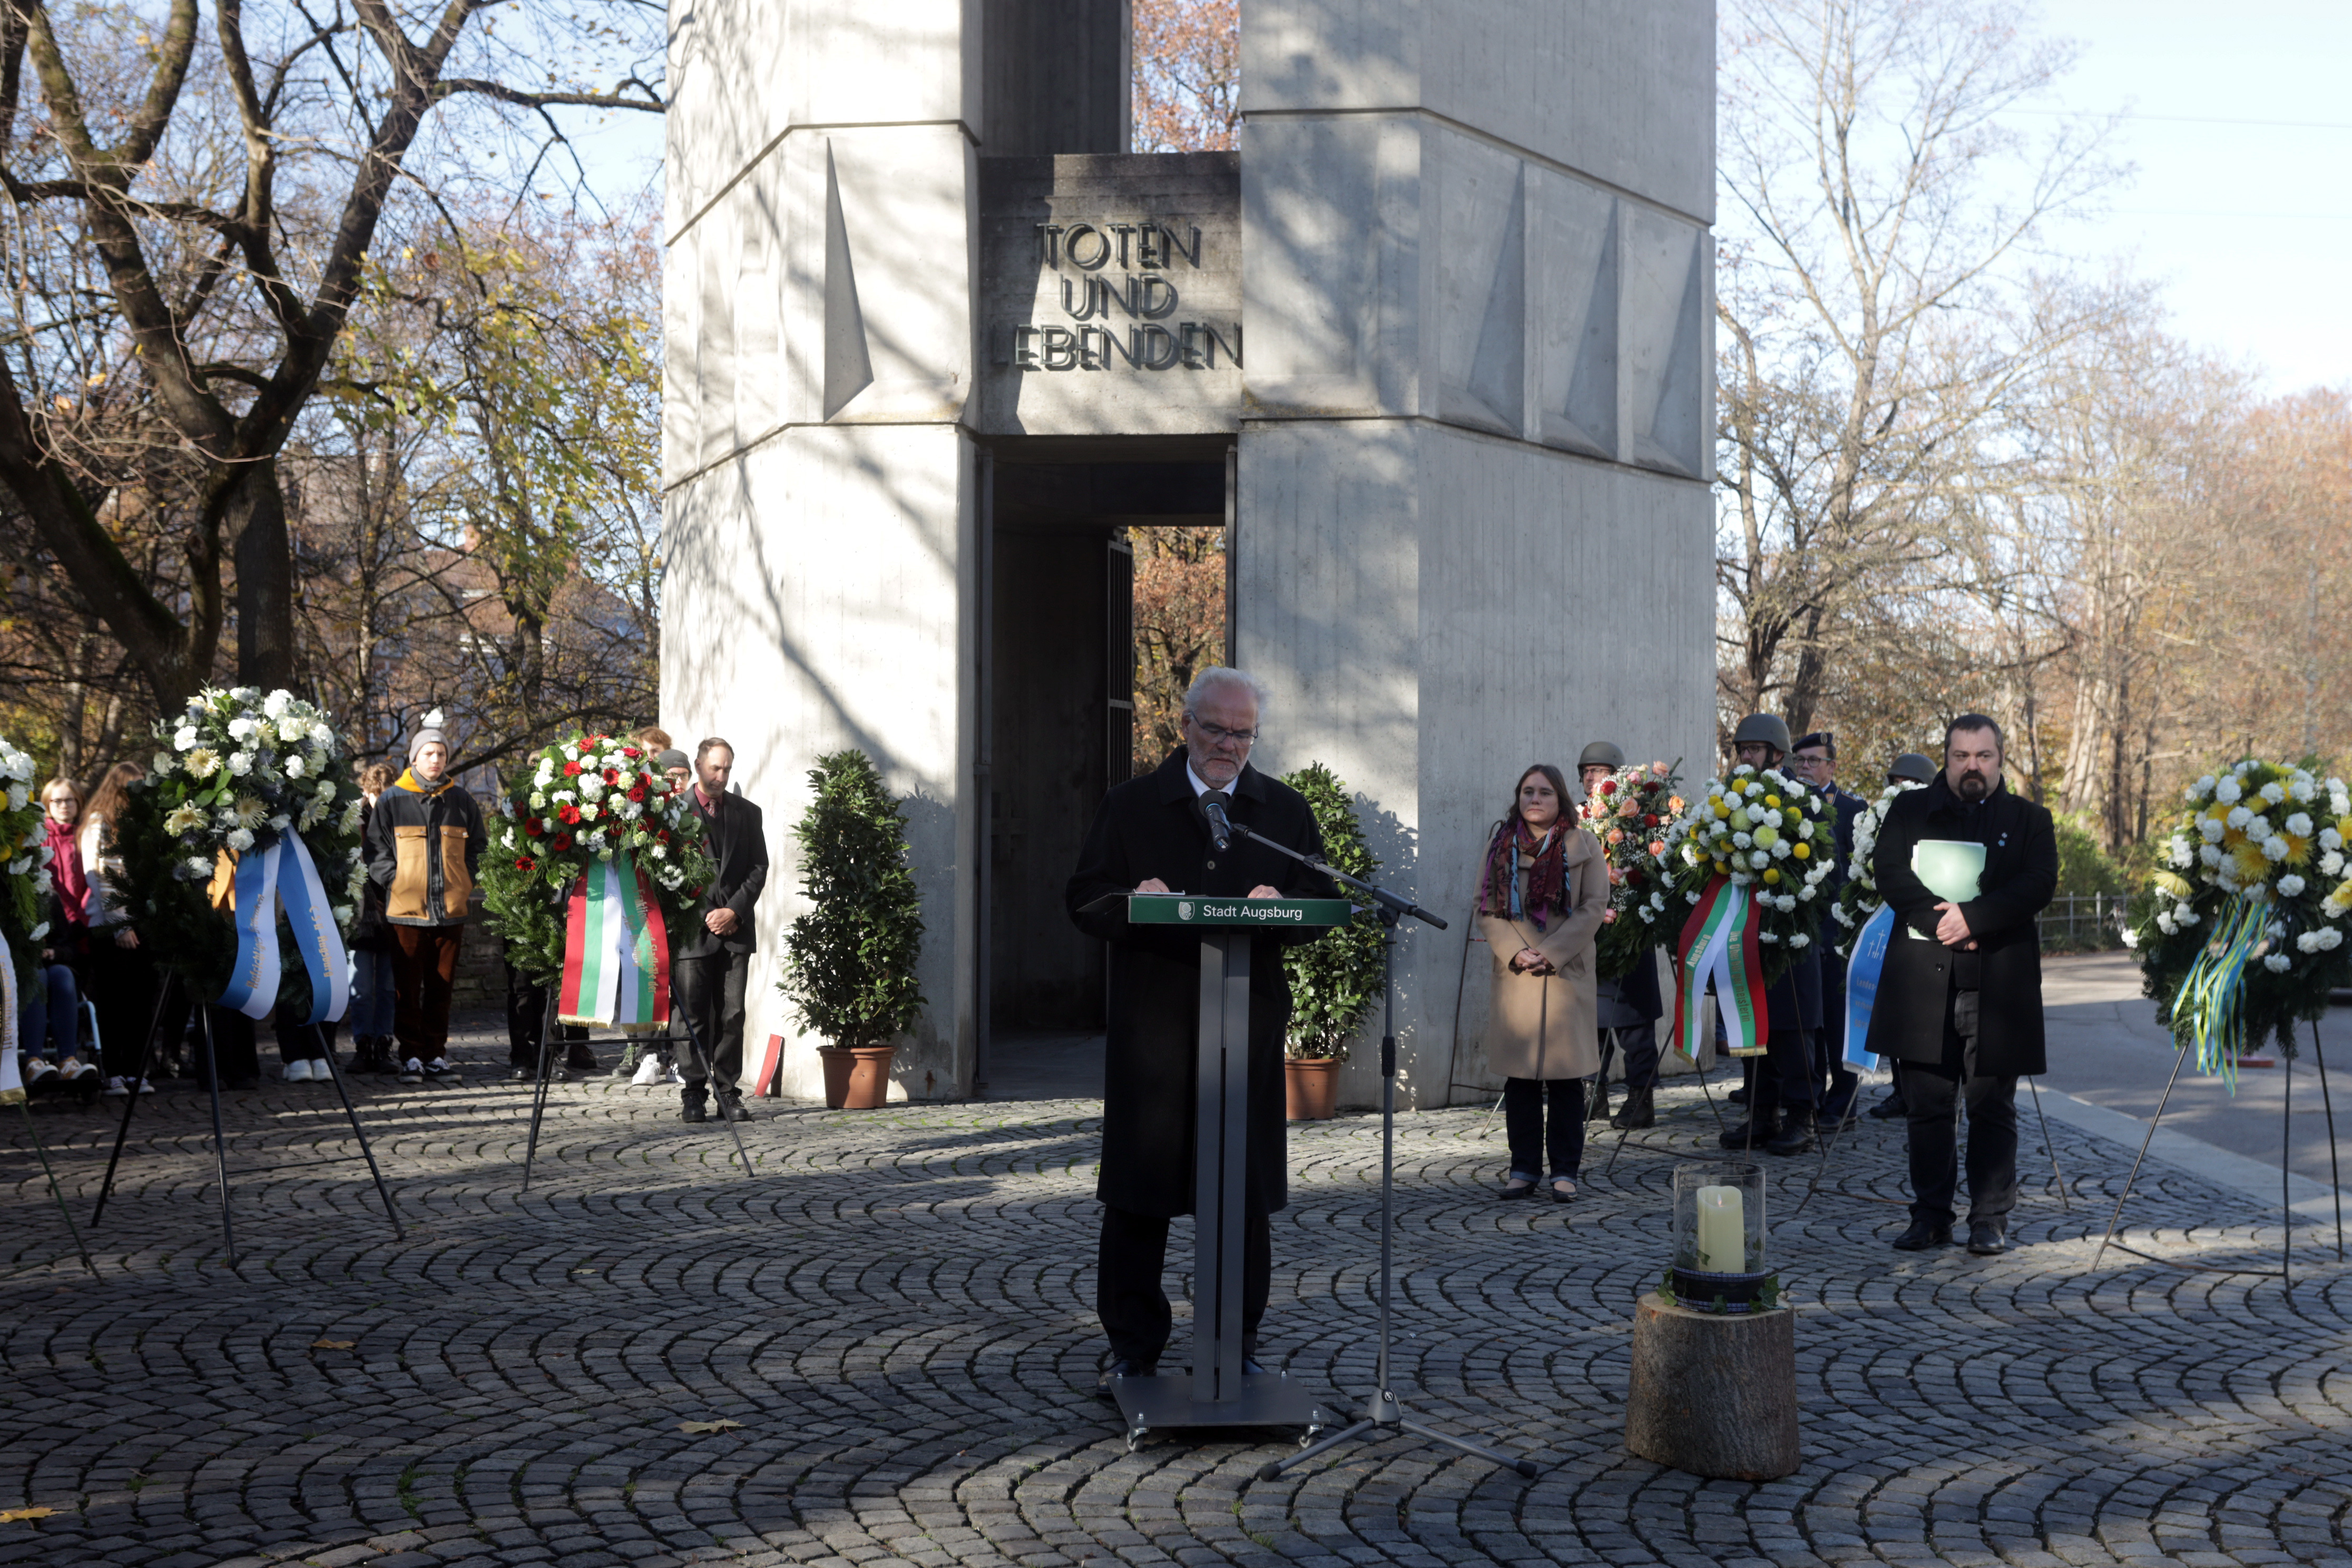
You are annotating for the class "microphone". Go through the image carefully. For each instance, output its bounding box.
[1199,790,1234,852]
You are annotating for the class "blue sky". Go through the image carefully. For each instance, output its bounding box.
[581,2,2347,398]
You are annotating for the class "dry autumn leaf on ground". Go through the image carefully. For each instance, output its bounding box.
[0,1508,56,1523]
[677,1420,743,1434]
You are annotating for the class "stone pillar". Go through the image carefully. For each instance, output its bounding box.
[1236,1,1719,1110]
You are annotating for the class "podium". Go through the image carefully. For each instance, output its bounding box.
[1104,892,1352,1449]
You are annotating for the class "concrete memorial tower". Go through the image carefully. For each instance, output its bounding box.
[662,1,1716,1105]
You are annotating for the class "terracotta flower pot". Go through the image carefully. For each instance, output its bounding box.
[819,1045,896,1110]
[1285,1056,1340,1120]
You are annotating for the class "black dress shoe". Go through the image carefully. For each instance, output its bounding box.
[1610,1085,1656,1130]
[1763,1114,1816,1157]
[1966,1220,2008,1255]
[1891,1218,1954,1251]
[680,1086,710,1123]
[716,1095,754,1123]
[1718,1117,1778,1149]
[1727,1085,1750,1106]
[1586,1084,1611,1122]
[1094,1357,1157,1401]
[1867,1093,1907,1121]
[1818,1090,1856,1125]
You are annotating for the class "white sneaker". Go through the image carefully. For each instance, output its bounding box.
[103,1075,131,1097]
[630,1054,665,1086]
[667,1060,687,1085]
[398,1057,424,1084]
[283,1059,313,1083]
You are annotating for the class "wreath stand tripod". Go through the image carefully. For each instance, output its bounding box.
[520,999,752,1192]
[92,976,405,1268]
[1213,823,1540,1486]
[6,1082,99,1280]
[2091,1022,2344,1286]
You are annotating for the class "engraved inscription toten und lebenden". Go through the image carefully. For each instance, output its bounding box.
[1010,219,1240,374]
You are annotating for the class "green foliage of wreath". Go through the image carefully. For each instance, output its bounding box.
[1280,762,1382,1061]
[0,734,50,991]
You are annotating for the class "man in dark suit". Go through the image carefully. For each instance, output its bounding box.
[1065,668,1336,1396]
[1867,714,2057,1255]
[674,738,769,1123]
[1788,731,1868,1123]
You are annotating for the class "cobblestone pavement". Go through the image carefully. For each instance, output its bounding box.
[4,1026,2349,1568]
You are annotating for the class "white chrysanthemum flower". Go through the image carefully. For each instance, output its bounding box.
[174,726,200,750]
[262,689,291,718]
[151,751,175,776]
[2226,805,2253,830]
[1746,850,1766,869]
[2279,875,2307,898]
[2260,781,2285,805]
[1744,782,1764,799]
[2324,850,2347,877]
[2321,828,2344,851]
[1758,929,1778,944]
[227,752,253,777]
[2178,908,2199,928]
[186,748,221,778]
[2304,928,2343,952]
[1770,840,1792,860]
[224,827,256,852]
[1687,891,1702,905]
[1791,933,1810,948]
[581,802,600,821]
[2264,837,2290,863]
[277,718,308,744]
[181,854,211,879]
[2199,817,2224,843]
[6,784,26,811]
[2216,777,2243,804]
[332,904,354,926]
[163,805,206,835]
[2283,812,2312,837]
[1732,831,1752,849]
[2263,953,2291,973]
[285,754,306,778]
[2124,926,2144,947]
[2290,777,2315,802]
[227,716,258,742]
[2169,838,2193,868]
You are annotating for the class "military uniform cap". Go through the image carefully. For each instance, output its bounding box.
[1576,740,1626,771]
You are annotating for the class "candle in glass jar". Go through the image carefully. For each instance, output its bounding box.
[1696,1185,1745,1272]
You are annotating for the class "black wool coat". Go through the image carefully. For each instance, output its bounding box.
[1865,777,2059,1076]
[676,790,768,959]
[1066,753,1337,1218]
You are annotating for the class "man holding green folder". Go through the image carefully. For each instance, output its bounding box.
[1866,715,2058,1255]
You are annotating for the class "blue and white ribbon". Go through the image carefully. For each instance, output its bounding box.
[0,927,20,1104]
[1841,903,1896,1070]
[218,835,350,1026]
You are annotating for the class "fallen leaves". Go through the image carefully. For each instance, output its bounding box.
[0,1507,56,1523]
[677,1419,743,1434]
[310,1340,355,1350]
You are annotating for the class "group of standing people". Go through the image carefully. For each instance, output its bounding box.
[16,713,772,1125]
[1472,712,2056,1256]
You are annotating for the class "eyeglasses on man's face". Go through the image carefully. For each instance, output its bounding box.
[1187,716,1258,748]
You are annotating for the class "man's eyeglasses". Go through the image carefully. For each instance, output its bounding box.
[1188,717,1258,748]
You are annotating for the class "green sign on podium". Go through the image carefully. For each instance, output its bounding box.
[1122,893,1354,928]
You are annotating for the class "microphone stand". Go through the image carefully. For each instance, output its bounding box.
[1217,818,1540,1484]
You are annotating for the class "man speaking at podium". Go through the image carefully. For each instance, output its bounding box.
[1066,667,1337,1398]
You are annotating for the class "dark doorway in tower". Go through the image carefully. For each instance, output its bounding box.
[978,440,1233,1089]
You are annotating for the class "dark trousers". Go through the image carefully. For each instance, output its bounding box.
[84,935,161,1077]
[1816,956,1859,1107]
[1096,1201,1270,1366]
[199,1006,329,1078]
[1904,989,2018,1226]
[673,948,749,1093]
[389,925,464,1060]
[1742,1026,1818,1121]
[1598,1025,1661,1090]
[1503,1076,1587,1178]
[503,964,589,1067]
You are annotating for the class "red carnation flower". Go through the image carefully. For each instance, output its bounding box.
[524,817,545,836]
[628,785,647,803]
[1599,779,1617,795]
[515,855,536,871]
[550,832,574,852]
[603,768,620,786]
[563,760,582,776]
[558,803,582,825]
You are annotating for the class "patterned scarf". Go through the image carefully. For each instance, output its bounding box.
[1480,818,1570,931]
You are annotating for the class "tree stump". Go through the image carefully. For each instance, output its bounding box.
[1623,1291,1799,1480]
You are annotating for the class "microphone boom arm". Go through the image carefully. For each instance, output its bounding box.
[1224,819,1448,931]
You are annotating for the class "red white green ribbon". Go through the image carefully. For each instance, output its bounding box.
[558,851,672,1027]
[1671,876,1770,1057]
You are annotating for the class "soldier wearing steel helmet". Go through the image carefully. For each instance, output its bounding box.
[1576,740,1664,1129]
[1888,752,1936,788]
[1713,713,1826,1156]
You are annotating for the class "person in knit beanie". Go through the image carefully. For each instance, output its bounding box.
[365,709,486,1085]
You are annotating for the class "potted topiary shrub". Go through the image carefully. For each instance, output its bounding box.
[1280,763,1384,1119]
[779,750,925,1109]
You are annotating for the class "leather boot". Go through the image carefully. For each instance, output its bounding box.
[680,1084,710,1123]
[1892,1217,1954,1250]
[1610,1084,1655,1130]
[1718,1114,1778,1149]
[1764,1110,1816,1156]
[1586,1082,1611,1122]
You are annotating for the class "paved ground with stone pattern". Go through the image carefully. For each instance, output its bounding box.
[4,1018,2350,1568]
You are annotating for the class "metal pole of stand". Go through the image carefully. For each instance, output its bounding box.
[2312,1023,2343,1262]
[15,1100,98,1277]
[2027,1076,2069,1211]
[1786,1075,1867,1222]
[2093,1043,2191,1272]
[2280,1047,2292,1296]
[312,1024,403,1240]
[94,976,176,1226]
[521,998,557,1192]
[198,1006,238,1268]
[1257,913,1537,1486]
[675,1006,756,1177]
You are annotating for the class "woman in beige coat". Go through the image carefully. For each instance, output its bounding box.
[1477,763,1609,1201]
